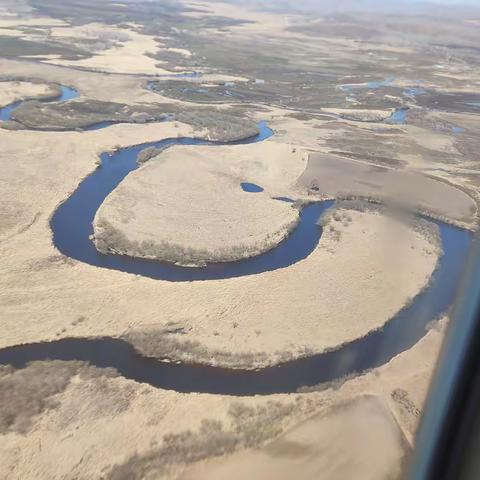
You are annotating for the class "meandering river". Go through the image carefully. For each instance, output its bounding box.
[0,84,79,122]
[0,84,472,395]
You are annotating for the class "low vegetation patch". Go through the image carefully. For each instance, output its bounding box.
[124,328,270,368]
[0,360,118,434]
[107,400,294,480]
[319,199,441,252]
[137,146,164,165]
[10,99,169,131]
[0,77,62,102]
[177,110,259,142]
[391,388,421,418]
[0,35,90,60]
[94,216,298,266]
[124,327,314,369]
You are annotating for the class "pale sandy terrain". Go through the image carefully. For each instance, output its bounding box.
[1,2,477,479]
[0,58,161,105]
[0,315,447,480]
[0,121,194,241]
[178,319,448,480]
[299,152,477,227]
[321,107,393,122]
[94,142,305,264]
[0,17,67,29]
[0,81,56,107]
[0,17,176,76]
[184,1,301,38]
[45,23,175,75]
[181,396,407,480]
[0,16,248,79]
[0,58,244,110]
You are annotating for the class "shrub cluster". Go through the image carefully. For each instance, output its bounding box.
[136,146,163,165]
[0,360,118,434]
[177,110,259,142]
[94,217,298,266]
[107,400,294,480]
[124,328,270,369]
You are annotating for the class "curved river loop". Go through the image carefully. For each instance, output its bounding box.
[0,85,79,122]
[0,83,473,395]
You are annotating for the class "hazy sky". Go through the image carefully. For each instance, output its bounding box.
[419,0,479,3]
[237,0,480,13]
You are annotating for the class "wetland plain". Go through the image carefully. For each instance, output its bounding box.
[0,0,479,479]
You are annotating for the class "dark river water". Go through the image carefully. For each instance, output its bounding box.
[50,121,328,282]
[241,182,264,192]
[0,85,79,121]
[0,220,470,395]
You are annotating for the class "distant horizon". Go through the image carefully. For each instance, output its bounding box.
[213,0,480,15]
